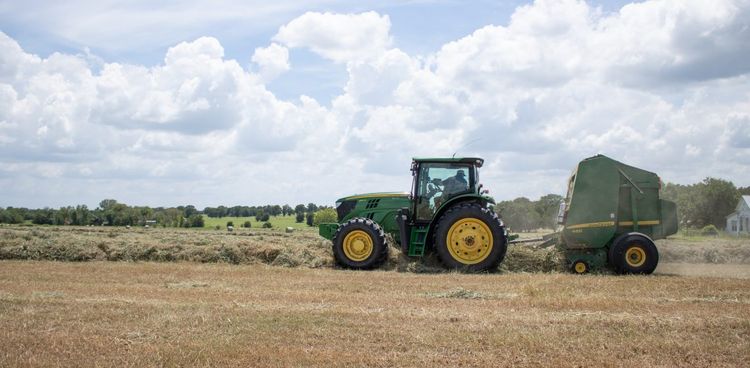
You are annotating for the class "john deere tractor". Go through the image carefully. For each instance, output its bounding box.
[318,157,507,272]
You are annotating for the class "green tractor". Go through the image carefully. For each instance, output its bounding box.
[318,157,507,272]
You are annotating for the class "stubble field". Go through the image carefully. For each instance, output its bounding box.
[0,226,749,367]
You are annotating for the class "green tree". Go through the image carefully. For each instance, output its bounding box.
[32,208,54,225]
[188,214,205,228]
[55,206,72,225]
[159,208,183,227]
[282,204,292,216]
[663,178,739,228]
[72,205,90,225]
[495,197,541,232]
[739,186,750,196]
[661,182,693,226]
[697,178,739,228]
[0,208,24,224]
[183,205,197,217]
[295,204,306,214]
[534,194,563,229]
[99,199,118,211]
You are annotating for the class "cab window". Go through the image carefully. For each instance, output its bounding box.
[415,163,473,221]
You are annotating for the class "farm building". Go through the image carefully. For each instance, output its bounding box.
[725,195,750,234]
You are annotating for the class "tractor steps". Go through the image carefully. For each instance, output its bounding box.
[407,226,429,256]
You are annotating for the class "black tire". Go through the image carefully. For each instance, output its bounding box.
[332,218,388,270]
[433,202,507,272]
[608,233,659,275]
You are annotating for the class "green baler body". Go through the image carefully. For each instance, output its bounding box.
[558,155,678,269]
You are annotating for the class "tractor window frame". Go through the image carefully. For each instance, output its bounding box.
[413,162,475,221]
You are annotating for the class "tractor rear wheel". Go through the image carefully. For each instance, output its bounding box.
[434,203,507,272]
[332,218,388,270]
[608,233,659,274]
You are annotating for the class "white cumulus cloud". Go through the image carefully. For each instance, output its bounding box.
[251,43,290,82]
[274,11,392,64]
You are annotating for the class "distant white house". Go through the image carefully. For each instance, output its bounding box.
[726,195,750,234]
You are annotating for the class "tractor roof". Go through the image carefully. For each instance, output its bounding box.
[412,157,484,167]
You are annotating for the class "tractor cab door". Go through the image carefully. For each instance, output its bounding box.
[414,163,474,221]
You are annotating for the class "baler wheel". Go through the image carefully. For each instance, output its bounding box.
[608,233,659,275]
[571,260,589,274]
[433,202,507,272]
[332,218,388,270]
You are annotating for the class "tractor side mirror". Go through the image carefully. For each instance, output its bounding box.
[478,183,489,195]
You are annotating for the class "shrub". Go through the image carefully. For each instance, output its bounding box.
[295,212,304,223]
[313,208,337,226]
[262,222,273,229]
[243,221,251,228]
[226,221,234,227]
[700,224,720,236]
[189,215,204,228]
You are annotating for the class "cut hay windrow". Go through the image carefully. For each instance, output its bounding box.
[1,226,748,273]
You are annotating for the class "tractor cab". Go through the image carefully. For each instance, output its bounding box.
[409,157,486,222]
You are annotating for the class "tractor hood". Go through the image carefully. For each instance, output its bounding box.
[337,192,409,202]
[335,192,410,223]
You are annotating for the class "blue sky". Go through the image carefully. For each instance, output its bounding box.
[0,0,749,208]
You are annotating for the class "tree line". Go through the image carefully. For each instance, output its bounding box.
[202,203,321,218]
[0,199,330,228]
[662,178,748,229]
[3,177,746,230]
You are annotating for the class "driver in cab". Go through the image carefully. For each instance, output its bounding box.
[441,170,468,195]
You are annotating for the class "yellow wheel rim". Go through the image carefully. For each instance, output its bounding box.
[446,218,493,265]
[574,262,587,274]
[625,246,646,267]
[343,230,373,262]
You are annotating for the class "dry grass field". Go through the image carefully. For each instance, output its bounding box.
[1,261,749,367]
[1,226,749,367]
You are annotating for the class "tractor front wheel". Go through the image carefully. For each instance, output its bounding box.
[608,233,659,274]
[434,203,507,272]
[332,218,388,270]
